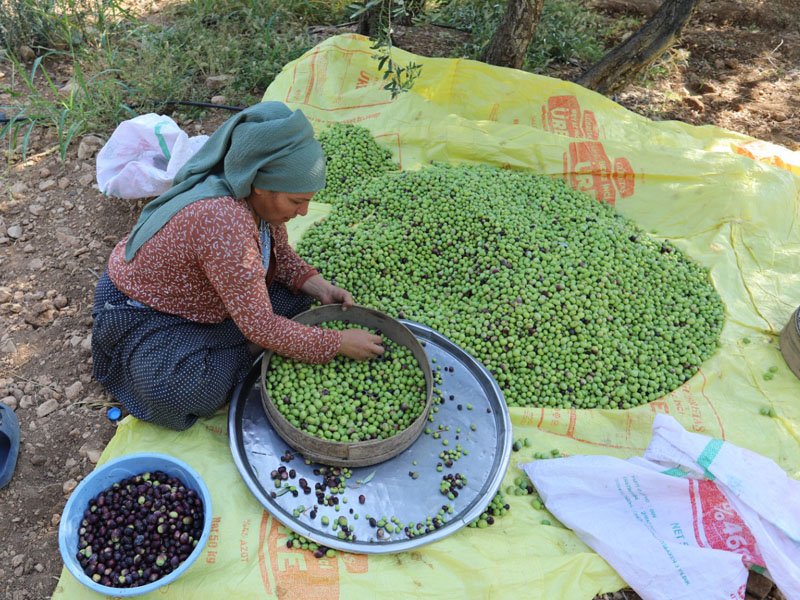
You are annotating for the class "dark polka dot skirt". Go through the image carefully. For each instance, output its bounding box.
[91,270,313,431]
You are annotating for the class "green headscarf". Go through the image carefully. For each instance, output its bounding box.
[124,102,326,262]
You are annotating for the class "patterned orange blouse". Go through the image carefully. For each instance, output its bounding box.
[107,195,341,363]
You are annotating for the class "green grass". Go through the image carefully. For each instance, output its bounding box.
[82,0,351,113]
[1,0,350,160]
[1,49,108,162]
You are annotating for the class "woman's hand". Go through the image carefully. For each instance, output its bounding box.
[300,274,355,310]
[338,329,385,361]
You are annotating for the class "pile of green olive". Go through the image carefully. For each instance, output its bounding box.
[301,133,725,409]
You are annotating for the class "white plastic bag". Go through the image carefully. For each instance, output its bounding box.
[522,414,800,600]
[643,415,800,598]
[96,114,209,199]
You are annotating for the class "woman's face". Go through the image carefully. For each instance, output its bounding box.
[247,188,314,227]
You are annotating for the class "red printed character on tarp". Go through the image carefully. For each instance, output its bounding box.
[732,140,800,177]
[689,479,765,571]
[285,45,391,109]
[542,95,600,140]
[562,140,635,205]
[258,513,368,598]
[649,401,670,415]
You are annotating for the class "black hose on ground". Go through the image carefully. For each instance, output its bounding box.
[127,100,246,113]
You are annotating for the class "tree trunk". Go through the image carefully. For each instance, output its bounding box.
[575,0,702,96]
[356,1,388,37]
[481,0,545,69]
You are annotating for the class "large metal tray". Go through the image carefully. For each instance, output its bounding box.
[228,321,512,554]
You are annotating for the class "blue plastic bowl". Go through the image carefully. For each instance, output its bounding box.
[58,452,213,596]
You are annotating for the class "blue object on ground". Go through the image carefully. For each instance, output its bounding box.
[0,403,20,489]
[107,407,121,421]
[58,452,212,596]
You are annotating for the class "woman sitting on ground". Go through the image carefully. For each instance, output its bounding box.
[92,102,383,431]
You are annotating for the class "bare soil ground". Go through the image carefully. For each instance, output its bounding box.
[0,1,796,598]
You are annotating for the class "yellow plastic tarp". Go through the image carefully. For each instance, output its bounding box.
[54,34,800,600]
